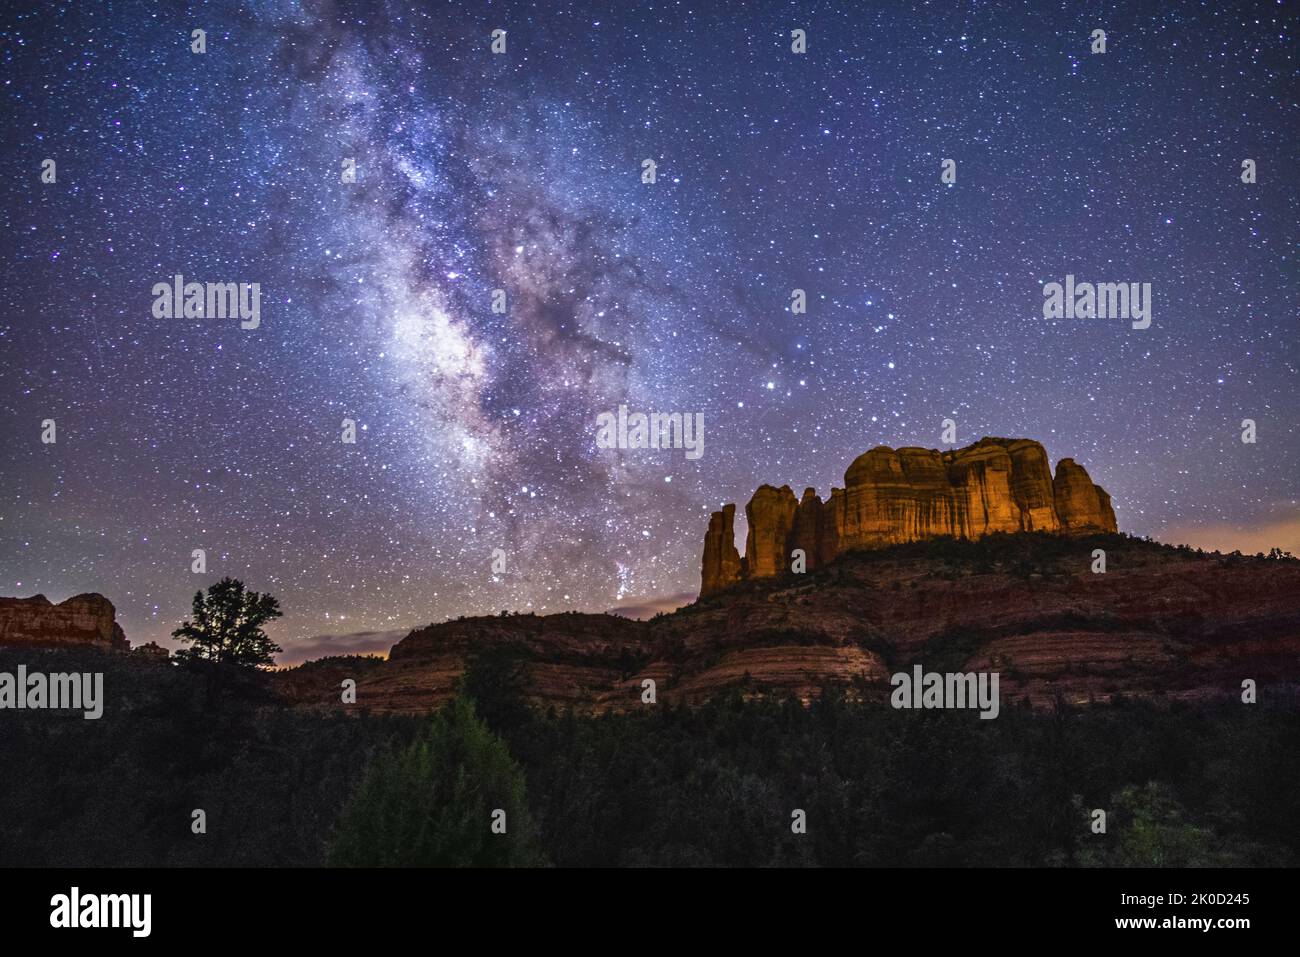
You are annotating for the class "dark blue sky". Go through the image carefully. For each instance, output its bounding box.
[2,0,1296,660]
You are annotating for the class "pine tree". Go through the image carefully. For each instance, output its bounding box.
[327,697,547,867]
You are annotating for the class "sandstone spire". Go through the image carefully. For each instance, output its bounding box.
[1053,458,1119,533]
[700,504,744,596]
[743,485,799,579]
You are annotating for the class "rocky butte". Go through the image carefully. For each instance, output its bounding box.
[702,437,1116,595]
[0,593,130,653]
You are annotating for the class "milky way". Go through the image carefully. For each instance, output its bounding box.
[1,1,1296,660]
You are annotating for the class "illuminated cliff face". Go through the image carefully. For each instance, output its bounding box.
[701,438,1117,596]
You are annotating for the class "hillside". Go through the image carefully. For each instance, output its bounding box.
[274,533,1300,713]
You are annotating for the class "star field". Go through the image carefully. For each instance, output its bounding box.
[1,1,1296,660]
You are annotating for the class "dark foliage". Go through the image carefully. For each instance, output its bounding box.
[0,647,1295,867]
[327,697,545,867]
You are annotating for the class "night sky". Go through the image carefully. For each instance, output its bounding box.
[2,1,1296,662]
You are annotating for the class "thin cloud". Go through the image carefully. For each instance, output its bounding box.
[276,628,408,667]
[607,591,697,620]
[1163,515,1300,557]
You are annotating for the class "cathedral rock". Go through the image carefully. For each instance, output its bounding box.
[700,437,1117,596]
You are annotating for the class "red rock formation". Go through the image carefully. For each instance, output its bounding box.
[790,488,825,571]
[295,612,654,715]
[701,437,1117,594]
[0,593,129,652]
[700,504,744,596]
[1004,439,1061,531]
[819,488,844,564]
[744,485,798,579]
[1053,458,1119,533]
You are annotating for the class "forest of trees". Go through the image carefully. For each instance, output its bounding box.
[0,640,1295,867]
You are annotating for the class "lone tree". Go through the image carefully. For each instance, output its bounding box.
[172,577,283,669]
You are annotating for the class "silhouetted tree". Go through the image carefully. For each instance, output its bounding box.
[172,577,283,669]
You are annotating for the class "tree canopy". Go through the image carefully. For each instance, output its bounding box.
[328,696,546,867]
[172,577,283,669]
